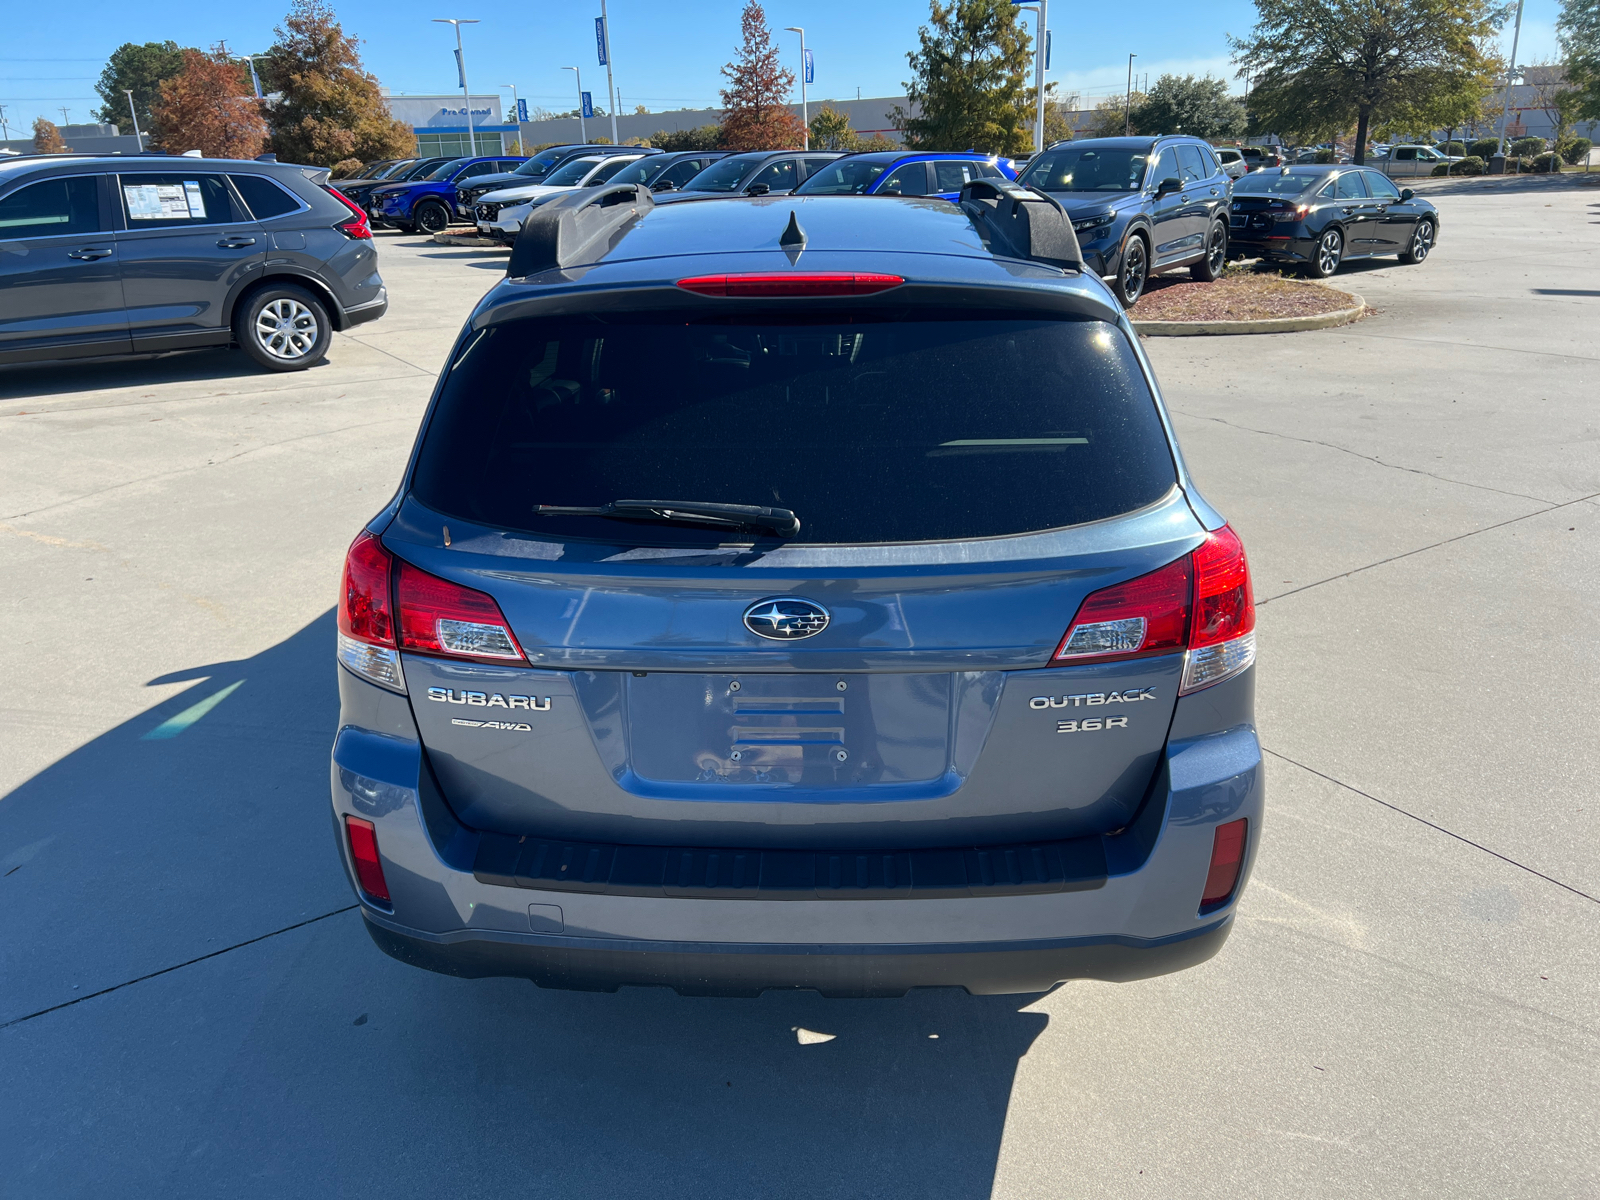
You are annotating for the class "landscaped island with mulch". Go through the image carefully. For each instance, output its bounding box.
[1129,272,1359,323]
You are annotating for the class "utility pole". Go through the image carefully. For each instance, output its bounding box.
[434,19,481,154]
[784,27,809,149]
[60,107,72,126]
[1125,54,1137,136]
[0,104,10,140]
[598,0,619,145]
[1495,0,1525,158]
[123,89,143,148]
[563,66,586,141]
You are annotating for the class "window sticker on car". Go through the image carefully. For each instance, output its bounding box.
[124,181,206,220]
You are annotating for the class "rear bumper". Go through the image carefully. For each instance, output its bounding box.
[342,291,388,328]
[361,910,1233,997]
[1229,231,1315,262]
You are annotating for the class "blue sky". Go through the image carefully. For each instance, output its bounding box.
[0,0,1568,134]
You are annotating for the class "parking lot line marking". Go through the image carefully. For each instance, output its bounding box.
[141,679,244,740]
[0,905,359,1031]
[1265,748,1600,908]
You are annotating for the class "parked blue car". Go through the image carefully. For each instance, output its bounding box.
[367,154,527,234]
[793,150,1018,201]
[1014,136,1234,307]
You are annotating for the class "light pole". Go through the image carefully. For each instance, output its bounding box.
[563,66,586,141]
[501,83,520,151]
[1125,53,1137,136]
[1495,0,1525,159]
[1009,2,1048,154]
[597,0,619,145]
[784,27,809,149]
[123,89,143,149]
[433,19,481,155]
[236,55,265,99]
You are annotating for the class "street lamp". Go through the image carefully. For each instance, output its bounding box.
[500,83,520,151]
[433,19,481,155]
[597,0,619,145]
[1495,0,1525,159]
[1010,2,1048,155]
[783,27,809,150]
[123,88,143,149]
[1125,53,1137,136]
[562,66,586,142]
[236,55,265,100]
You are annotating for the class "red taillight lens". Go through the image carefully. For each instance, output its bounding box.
[397,561,526,664]
[325,185,373,239]
[676,272,905,297]
[1189,526,1255,649]
[338,531,394,646]
[344,815,391,903]
[1052,556,1192,663]
[1201,818,1248,909]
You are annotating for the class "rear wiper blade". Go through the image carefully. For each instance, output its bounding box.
[535,499,800,538]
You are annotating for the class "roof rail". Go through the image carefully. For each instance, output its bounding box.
[956,178,1082,272]
[507,182,655,278]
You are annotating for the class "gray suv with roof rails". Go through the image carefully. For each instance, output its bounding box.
[0,153,385,371]
[331,179,1262,997]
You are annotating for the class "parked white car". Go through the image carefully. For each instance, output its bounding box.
[1213,147,1249,179]
[473,154,647,243]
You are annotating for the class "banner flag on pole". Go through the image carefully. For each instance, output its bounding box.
[581,91,594,119]
[594,17,609,66]
[454,48,466,89]
[1044,30,1052,70]
[803,48,814,85]
[516,98,529,122]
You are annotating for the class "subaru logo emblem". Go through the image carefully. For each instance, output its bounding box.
[743,597,829,641]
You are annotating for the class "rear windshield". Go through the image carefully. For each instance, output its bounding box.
[683,154,764,192]
[543,158,602,186]
[411,315,1176,545]
[514,149,571,177]
[1233,172,1321,194]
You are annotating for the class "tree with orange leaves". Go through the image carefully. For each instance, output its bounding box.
[151,44,267,158]
[718,1,805,151]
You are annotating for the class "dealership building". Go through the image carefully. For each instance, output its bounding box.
[380,92,517,157]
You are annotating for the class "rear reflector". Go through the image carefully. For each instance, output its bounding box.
[1200,818,1248,909]
[344,816,391,904]
[1053,556,1191,663]
[337,531,404,691]
[397,561,526,664]
[676,272,905,297]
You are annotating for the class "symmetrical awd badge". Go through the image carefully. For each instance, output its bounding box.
[744,597,830,641]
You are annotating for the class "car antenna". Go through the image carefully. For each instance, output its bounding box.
[779,210,807,248]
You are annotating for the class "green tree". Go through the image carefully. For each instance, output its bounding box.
[1232,0,1505,163]
[1090,91,1146,137]
[893,0,1034,156]
[718,1,805,151]
[1559,0,1600,120]
[94,41,189,138]
[650,124,724,151]
[1133,74,1246,138]
[264,0,415,168]
[809,104,858,150]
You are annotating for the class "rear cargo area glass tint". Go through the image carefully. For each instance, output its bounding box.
[412,314,1176,545]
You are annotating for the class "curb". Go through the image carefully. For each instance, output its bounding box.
[1133,294,1365,337]
[431,231,507,248]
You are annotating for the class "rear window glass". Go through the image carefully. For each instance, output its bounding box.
[684,154,765,192]
[411,315,1176,545]
[231,174,302,219]
[1232,172,1321,195]
[796,159,891,195]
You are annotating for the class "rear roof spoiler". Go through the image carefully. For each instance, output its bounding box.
[507,182,655,278]
[957,179,1082,272]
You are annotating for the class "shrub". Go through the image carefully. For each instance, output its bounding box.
[1529,151,1562,173]
[1467,138,1499,160]
[649,124,722,152]
[1510,136,1545,157]
[1439,140,1467,156]
[1314,148,1335,163]
[1436,155,1485,176]
[1559,137,1592,165]
[331,157,364,179]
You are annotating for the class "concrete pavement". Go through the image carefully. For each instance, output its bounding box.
[2,183,1597,1198]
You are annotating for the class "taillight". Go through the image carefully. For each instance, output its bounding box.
[676,272,904,297]
[344,815,391,904]
[325,185,372,239]
[337,531,404,691]
[1183,526,1256,693]
[1200,818,1248,910]
[1052,556,1191,663]
[397,561,526,664]
[1049,525,1256,693]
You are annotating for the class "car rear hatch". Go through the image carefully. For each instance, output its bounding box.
[378,279,1209,852]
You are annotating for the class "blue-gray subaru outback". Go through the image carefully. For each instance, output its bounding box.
[330,180,1261,997]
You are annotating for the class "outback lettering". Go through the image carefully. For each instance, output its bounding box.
[427,687,550,710]
[1029,688,1156,709]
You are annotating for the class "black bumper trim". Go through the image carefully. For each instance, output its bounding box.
[362,913,1232,997]
[473,829,1108,900]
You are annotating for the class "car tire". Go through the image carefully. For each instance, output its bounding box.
[1399,217,1435,265]
[1190,221,1228,282]
[1305,227,1344,278]
[234,283,332,373]
[394,222,417,234]
[415,202,450,234]
[1115,233,1149,308]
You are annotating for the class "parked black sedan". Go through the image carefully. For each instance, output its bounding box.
[1227,166,1439,277]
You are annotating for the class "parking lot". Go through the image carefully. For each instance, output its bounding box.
[3,174,1598,1197]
